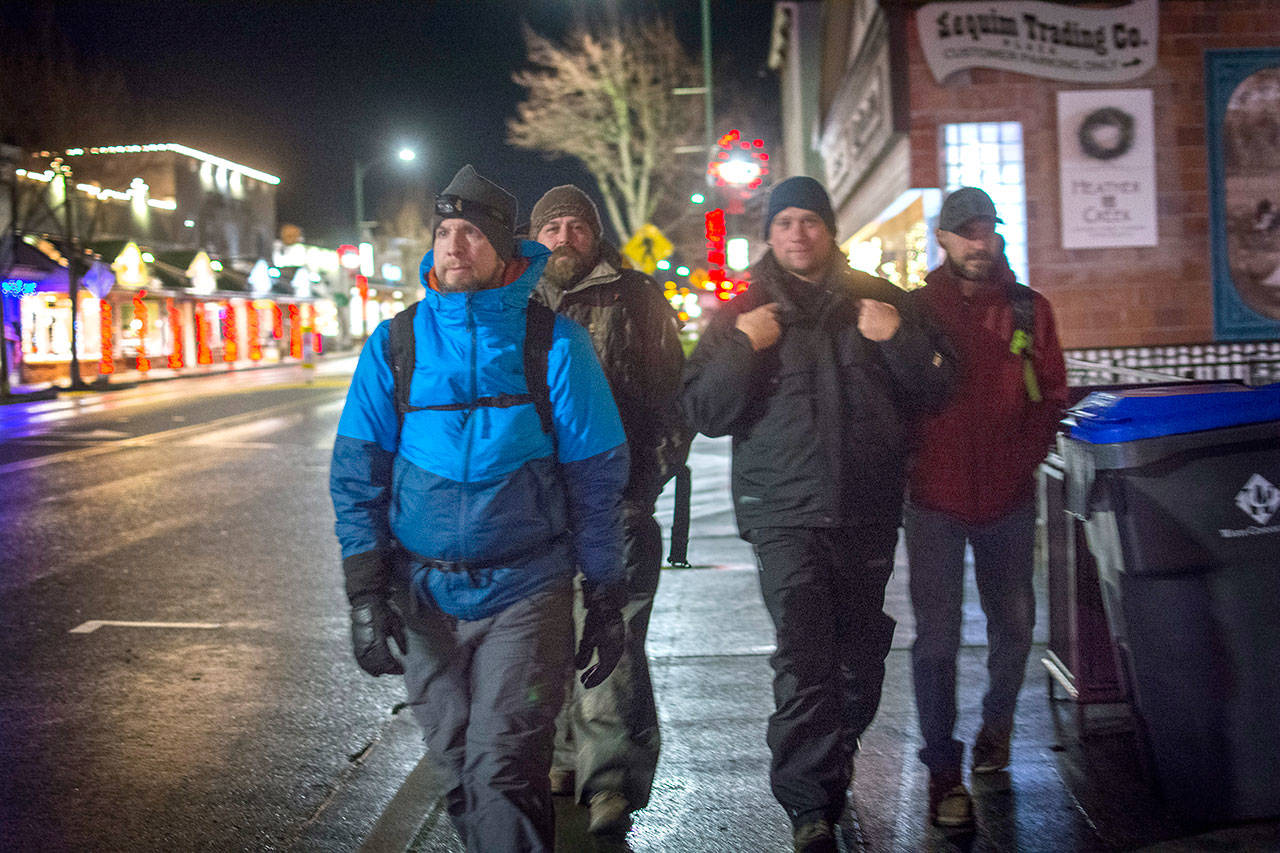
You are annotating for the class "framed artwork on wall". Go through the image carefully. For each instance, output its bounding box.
[1206,48,1280,341]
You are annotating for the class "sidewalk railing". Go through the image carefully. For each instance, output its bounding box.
[1065,340,1280,387]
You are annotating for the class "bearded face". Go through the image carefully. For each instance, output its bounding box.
[542,244,596,290]
[536,214,598,290]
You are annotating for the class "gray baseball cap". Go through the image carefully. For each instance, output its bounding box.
[938,187,1003,233]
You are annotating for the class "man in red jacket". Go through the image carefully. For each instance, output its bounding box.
[906,187,1067,828]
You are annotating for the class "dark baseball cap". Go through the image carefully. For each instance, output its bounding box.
[938,187,1003,233]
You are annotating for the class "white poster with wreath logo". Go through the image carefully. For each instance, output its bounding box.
[1057,88,1157,249]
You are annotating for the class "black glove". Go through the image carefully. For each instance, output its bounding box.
[575,588,625,689]
[350,597,407,677]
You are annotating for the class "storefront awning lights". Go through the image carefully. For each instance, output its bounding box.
[2,278,40,295]
[16,168,55,183]
[72,143,281,185]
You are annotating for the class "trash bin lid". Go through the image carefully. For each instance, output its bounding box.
[1066,382,1280,443]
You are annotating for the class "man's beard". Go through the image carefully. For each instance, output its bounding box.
[543,245,595,290]
[947,252,994,281]
[436,267,504,293]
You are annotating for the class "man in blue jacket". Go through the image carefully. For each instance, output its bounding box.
[330,164,629,853]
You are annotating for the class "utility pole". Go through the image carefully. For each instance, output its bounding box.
[61,161,87,390]
[0,144,17,397]
[701,0,714,150]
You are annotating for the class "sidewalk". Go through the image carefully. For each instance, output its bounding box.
[346,512,1280,850]
[1,350,358,404]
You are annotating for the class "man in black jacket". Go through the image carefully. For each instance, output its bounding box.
[531,185,688,837]
[682,176,954,853]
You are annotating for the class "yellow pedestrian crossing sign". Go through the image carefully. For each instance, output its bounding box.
[622,224,673,274]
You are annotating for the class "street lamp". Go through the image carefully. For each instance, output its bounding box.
[352,146,418,244]
[350,146,417,340]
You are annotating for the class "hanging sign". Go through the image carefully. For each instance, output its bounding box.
[1057,88,1158,249]
[916,0,1157,84]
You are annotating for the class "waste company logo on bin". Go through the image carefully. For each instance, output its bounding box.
[1234,474,1280,526]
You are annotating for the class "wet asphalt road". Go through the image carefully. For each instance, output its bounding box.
[0,361,419,852]
[8,362,1280,852]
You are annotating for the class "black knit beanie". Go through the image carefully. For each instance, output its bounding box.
[763,176,836,238]
[434,165,518,261]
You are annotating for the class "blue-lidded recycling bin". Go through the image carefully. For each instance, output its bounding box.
[1060,382,1280,823]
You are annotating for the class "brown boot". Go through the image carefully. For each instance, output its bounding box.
[548,767,575,796]
[587,791,631,836]
[928,770,974,828]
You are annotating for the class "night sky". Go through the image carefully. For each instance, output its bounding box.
[7,0,779,246]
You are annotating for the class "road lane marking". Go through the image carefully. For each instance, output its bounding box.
[70,619,224,634]
[0,391,345,476]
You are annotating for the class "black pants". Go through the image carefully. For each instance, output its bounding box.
[751,524,898,826]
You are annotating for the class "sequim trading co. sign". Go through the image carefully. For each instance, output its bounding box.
[917,0,1158,84]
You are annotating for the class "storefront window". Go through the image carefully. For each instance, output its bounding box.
[943,122,1029,284]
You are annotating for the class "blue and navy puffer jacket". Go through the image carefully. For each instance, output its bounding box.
[330,240,628,621]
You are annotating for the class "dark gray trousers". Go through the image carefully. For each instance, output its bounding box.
[552,505,663,808]
[904,499,1037,775]
[402,582,574,853]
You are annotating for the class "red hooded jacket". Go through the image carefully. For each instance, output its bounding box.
[908,263,1068,524]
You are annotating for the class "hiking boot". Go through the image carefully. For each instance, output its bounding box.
[548,767,575,796]
[792,818,838,853]
[928,772,974,828]
[587,791,631,836]
[972,724,1012,774]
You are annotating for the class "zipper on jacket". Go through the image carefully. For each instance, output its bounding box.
[458,293,477,564]
[462,292,478,480]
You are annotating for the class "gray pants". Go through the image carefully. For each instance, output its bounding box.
[402,582,574,852]
[552,508,662,809]
[904,500,1037,774]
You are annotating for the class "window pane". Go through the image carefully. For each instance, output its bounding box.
[942,121,1029,283]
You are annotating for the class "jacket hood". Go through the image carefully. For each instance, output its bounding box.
[418,239,550,313]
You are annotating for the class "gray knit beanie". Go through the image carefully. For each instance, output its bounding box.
[530,185,603,241]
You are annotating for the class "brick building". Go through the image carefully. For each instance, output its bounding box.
[769,0,1280,374]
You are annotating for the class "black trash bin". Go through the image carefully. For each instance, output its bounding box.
[1060,382,1280,824]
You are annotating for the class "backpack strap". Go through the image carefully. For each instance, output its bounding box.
[387,302,420,438]
[667,463,692,568]
[1007,284,1042,403]
[524,300,556,439]
[384,299,557,441]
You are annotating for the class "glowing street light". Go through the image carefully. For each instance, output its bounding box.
[354,145,419,243]
[718,159,761,186]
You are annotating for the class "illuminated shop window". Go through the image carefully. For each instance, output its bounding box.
[943,122,1029,284]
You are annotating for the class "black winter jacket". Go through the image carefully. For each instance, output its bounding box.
[536,243,689,506]
[681,250,954,534]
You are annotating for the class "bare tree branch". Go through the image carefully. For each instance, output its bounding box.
[508,20,700,242]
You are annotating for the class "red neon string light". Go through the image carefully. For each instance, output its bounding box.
[222,301,238,362]
[133,291,150,372]
[246,302,262,361]
[167,299,183,368]
[196,306,212,365]
[99,301,114,375]
[289,304,303,359]
[706,208,727,290]
[271,302,284,339]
